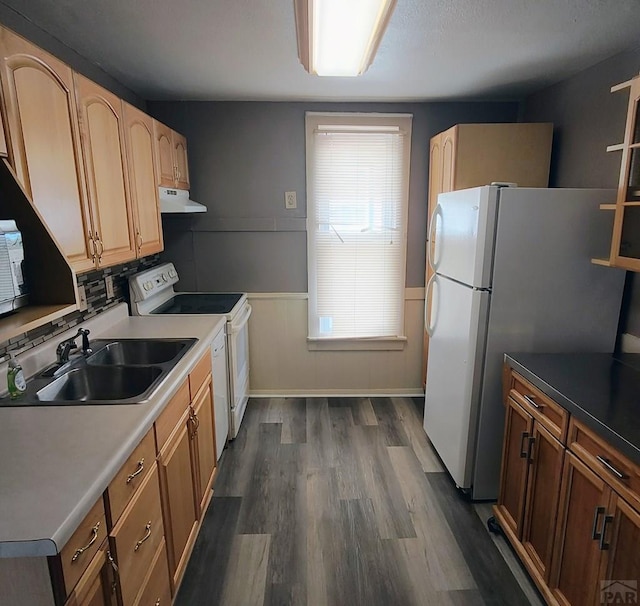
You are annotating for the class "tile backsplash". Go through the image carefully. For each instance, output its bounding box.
[0,254,160,363]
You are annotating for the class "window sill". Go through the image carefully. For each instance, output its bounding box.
[307,336,407,351]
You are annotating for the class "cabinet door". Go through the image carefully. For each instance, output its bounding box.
[521,422,564,582]
[192,377,217,515]
[158,411,198,592]
[0,107,7,156]
[598,494,640,601]
[549,453,611,606]
[173,131,190,190]
[122,103,163,257]
[0,27,94,272]
[65,543,116,606]
[440,127,456,193]
[153,120,175,188]
[495,396,534,538]
[74,74,136,268]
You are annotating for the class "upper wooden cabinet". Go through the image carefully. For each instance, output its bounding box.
[422,122,553,386]
[0,27,95,273]
[153,119,190,189]
[122,103,163,257]
[74,74,136,268]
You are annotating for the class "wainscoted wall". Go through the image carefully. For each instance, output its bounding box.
[521,44,640,337]
[0,255,159,363]
[247,289,425,396]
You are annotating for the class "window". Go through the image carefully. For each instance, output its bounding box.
[305,112,412,346]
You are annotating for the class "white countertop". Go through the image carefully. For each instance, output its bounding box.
[0,305,226,558]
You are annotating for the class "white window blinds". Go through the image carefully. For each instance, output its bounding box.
[306,113,412,340]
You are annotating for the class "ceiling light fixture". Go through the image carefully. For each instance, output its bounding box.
[294,0,397,77]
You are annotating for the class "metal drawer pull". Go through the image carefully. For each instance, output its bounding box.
[527,436,536,462]
[599,514,614,550]
[523,394,542,409]
[107,549,119,594]
[126,458,145,483]
[155,600,161,606]
[596,455,627,479]
[134,521,152,551]
[519,432,529,458]
[591,506,606,540]
[71,521,100,562]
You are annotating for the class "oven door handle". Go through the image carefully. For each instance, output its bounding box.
[230,304,252,334]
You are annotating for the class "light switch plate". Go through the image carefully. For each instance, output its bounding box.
[77,285,87,312]
[285,191,297,209]
[105,275,114,300]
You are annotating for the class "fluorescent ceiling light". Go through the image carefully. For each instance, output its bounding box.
[295,0,396,77]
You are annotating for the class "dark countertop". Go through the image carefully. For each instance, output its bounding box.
[504,353,640,466]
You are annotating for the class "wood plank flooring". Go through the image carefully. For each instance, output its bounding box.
[175,397,538,606]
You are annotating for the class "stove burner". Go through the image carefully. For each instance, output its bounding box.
[151,293,243,315]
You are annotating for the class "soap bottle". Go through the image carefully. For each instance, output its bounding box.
[7,354,26,399]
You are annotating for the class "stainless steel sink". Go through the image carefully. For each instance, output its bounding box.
[0,337,197,406]
[37,366,163,403]
[86,339,189,366]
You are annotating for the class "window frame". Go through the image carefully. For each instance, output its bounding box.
[305,111,413,350]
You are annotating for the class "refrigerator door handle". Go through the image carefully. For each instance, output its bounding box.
[428,203,443,271]
[425,273,437,337]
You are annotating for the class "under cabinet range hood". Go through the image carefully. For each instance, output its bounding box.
[158,187,207,213]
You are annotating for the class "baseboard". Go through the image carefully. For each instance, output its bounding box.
[620,332,640,353]
[249,388,424,398]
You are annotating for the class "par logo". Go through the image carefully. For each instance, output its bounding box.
[600,581,638,604]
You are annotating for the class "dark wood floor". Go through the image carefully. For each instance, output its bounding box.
[175,397,534,606]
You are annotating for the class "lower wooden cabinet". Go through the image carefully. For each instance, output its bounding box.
[158,409,199,592]
[64,542,117,606]
[156,350,217,596]
[549,453,610,606]
[496,368,640,606]
[133,540,171,606]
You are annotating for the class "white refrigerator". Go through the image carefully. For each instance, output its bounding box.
[423,186,625,500]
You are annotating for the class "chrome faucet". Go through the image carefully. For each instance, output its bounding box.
[56,328,92,365]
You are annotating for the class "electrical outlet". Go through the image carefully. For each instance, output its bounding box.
[105,275,114,300]
[77,285,87,312]
[285,191,297,209]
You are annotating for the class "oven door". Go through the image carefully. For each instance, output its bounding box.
[227,302,252,438]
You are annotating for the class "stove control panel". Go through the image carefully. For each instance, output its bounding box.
[129,262,180,302]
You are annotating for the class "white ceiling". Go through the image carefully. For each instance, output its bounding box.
[3,0,640,102]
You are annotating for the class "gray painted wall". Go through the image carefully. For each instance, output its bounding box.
[149,101,519,292]
[521,45,640,336]
[0,7,144,109]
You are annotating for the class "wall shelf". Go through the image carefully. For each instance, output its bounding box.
[0,304,77,343]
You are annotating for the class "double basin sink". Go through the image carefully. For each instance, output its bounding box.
[6,338,196,406]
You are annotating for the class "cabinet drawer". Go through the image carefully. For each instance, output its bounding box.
[64,540,115,606]
[107,428,156,525]
[509,371,568,443]
[60,497,108,597]
[110,464,164,606]
[569,418,640,511]
[133,540,171,606]
[155,379,189,452]
[189,350,211,400]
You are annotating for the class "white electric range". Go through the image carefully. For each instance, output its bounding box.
[129,262,252,442]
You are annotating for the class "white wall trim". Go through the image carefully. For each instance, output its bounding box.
[248,292,309,300]
[249,388,424,398]
[620,332,640,353]
[248,288,424,301]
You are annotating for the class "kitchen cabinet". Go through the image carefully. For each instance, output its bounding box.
[0,108,7,156]
[422,122,553,385]
[153,119,190,189]
[495,372,565,585]
[597,73,640,270]
[74,74,136,268]
[64,542,117,606]
[122,102,164,258]
[494,367,640,606]
[0,26,95,273]
[155,351,216,595]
